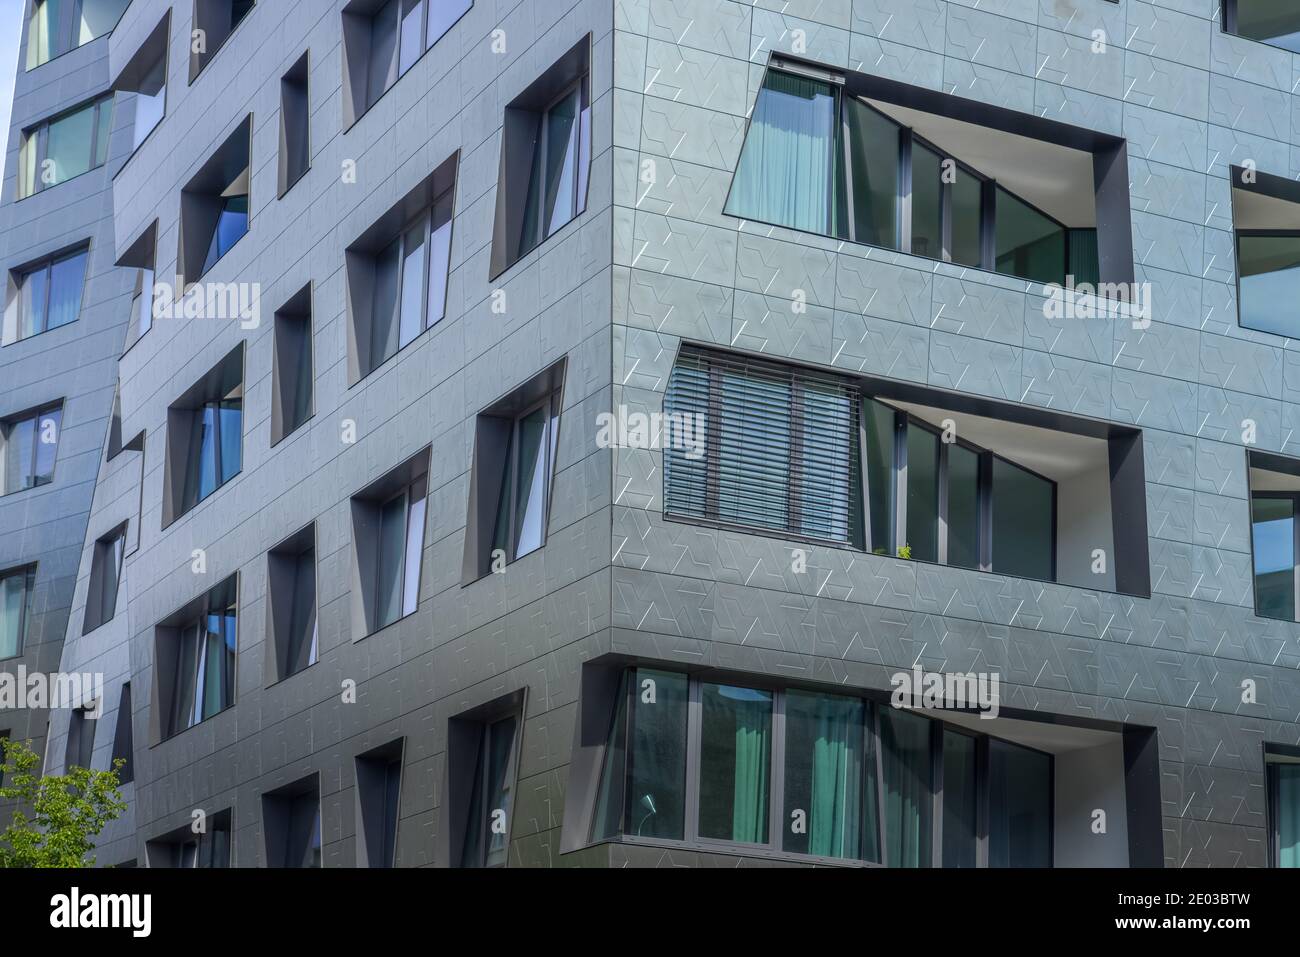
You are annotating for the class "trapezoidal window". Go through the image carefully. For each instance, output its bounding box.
[162,344,244,527]
[4,244,88,345]
[350,447,429,637]
[177,116,251,286]
[152,574,238,742]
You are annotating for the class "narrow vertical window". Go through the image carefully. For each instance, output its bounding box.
[1253,495,1296,622]
[0,566,36,660]
[990,457,1054,581]
[987,739,1052,867]
[782,690,871,860]
[461,714,521,867]
[698,683,772,844]
[1,404,63,494]
[278,52,310,196]
[880,707,931,868]
[84,523,126,634]
[271,285,314,444]
[941,731,978,867]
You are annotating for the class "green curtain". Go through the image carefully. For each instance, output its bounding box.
[731,698,770,843]
[808,700,861,857]
[1280,765,1300,868]
[881,709,932,867]
[727,71,838,236]
[1068,227,1100,286]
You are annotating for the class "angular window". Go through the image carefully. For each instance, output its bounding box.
[880,707,932,868]
[117,223,157,346]
[1,403,63,495]
[26,0,130,70]
[350,448,428,637]
[266,524,317,682]
[1246,451,1300,622]
[6,245,88,344]
[356,740,403,867]
[1267,747,1300,867]
[279,52,310,197]
[727,62,1119,287]
[271,284,313,444]
[177,116,251,285]
[698,683,774,845]
[463,361,565,580]
[663,349,862,547]
[490,36,591,278]
[83,523,126,634]
[110,682,133,784]
[65,706,96,770]
[263,776,322,868]
[155,574,238,741]
[163,345,243,526]
[189,0,255,81]
[1224,0,1300,53]
[343,0,471,124]
[146,809,232,867]
[17,94,114,198]
[345,155,456,382]
[1229,165,1300,338]
[459,715,520,867]
[0,566,36,660]
[113,13,170,154]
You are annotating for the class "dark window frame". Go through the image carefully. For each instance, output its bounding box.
[265,522,319,684]
[446,691,525,869]
[1233,228,1300,337]
[1265,743,1300,868]
[188,0,257,85]
[491,391,562,565]
[278,50,311,198]
[25,0,131,72]
[1248,488,1300,622]
[0,565,37,662]
[17,93,115,199]
[516,75,592,261]
[592,667,1055,868]
[1222,0,1300,54]
[9,244,91,344]
[1,401,65,496]
[83,522,127,635]
[146,808,233,867]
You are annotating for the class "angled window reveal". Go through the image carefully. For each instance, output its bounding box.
[83,522,127,634]
[1229,165,1300,338]
[445,691,524,868]
[190,0,256,82]
[1,402,64,495]
[65,706,97,770]
[463,360,565,581]
[350,447,430,637]
[117,222,158,347]
[152,574,238,742]
[112,11,170,156]
[178,116,251,286]
[1244,450,1300,623]
[342,0,471,125]
[725,60,1133,288]
[1267,744,1300,867]
[110,682,134,784]
[272,284,314,444]
[5,244,89,345]
[1223,0,1300,53]
[0,565,37,660]
[17,94,114,198]
[266,523,318,683]
[163,344,244,527]
[26,0,130,70]
[279,51,310,197]
[146,808,232,867]
[345,154,456,383]
[664,347,1152,596]
[490,35,592,279]
[262,775,322,867]
[356,739,404,867]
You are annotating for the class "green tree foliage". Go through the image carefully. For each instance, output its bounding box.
[0,737,126,867]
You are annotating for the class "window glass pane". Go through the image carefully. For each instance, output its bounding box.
[905,424,939,563]
[482,716,518,867]
[512,406,549,558]
[1274,762,1300,867]
[910,143,942,260]
[370,237,401,368]
[426,195,453,327]
[18,264,49,340]
[286,548,316,676]
[366,0,399,108]
[47,249,88,331]
[427,0,470,47]
[376,492,406,629]
[1235,0,1300,52]
[171,625,199,733]
[995,187,1065,284]
[718,369,790,532]
[947,443,980,570]
[950,168,982,267]
[132,55,167,151]
[203,194,248,275]
[136,267,154,337]
[3,416,36,494]
[845,98,898,248]
[398,223,425,348]
[79,0,130,44]
[490,425,513,559]
[783,690,864,859]
[864,399,895,555]
[1253,495,1296,622]
[1237,234,1300,337]
[988,739,1051,867]
[991,457,1054,581]
[626,669,688,840]
[18,133,37,199]
[33,407,62,486]
[0,570,31,659]
[881,708,931,867]
[398,0,424,75]
[46,103,97,185]
[698,683,772,844]
[798,382,857,544]
[942,731,977,867]
[94,98,114,169]
[402,479,425,616]
[591,672,631,841]
[27,0,65,68]
[726,70,839,236]
[542,88,581,238]
[218,400,241,484]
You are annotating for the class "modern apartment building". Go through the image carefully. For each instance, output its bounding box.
[1,0,1299,869]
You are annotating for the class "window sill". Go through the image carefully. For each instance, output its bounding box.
[2,317,81,348]
[152,707,235,748]
[15,162,109,203]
